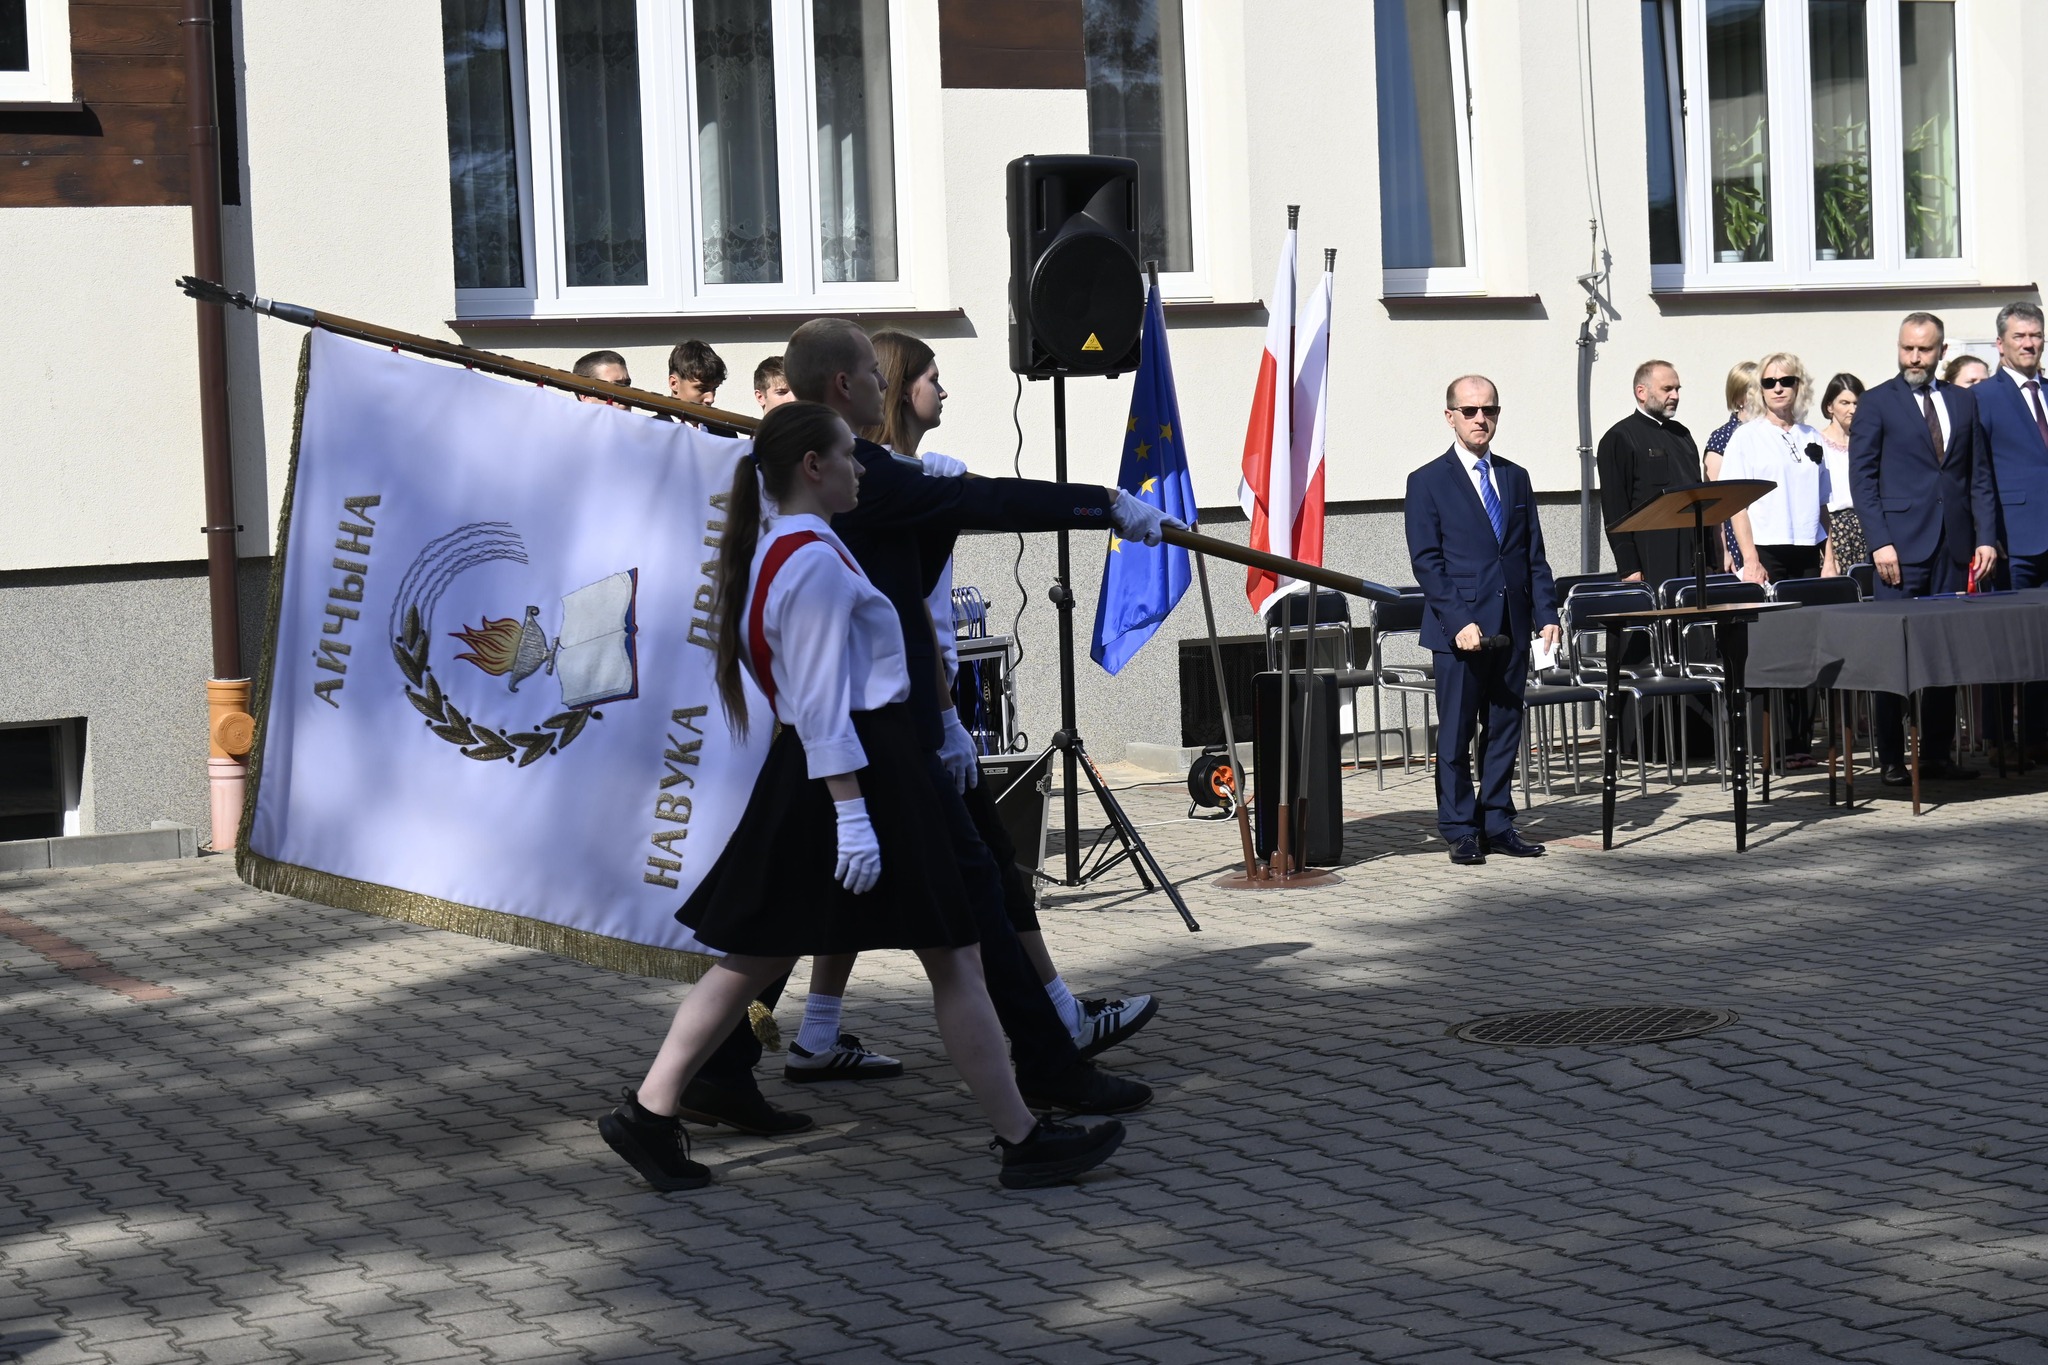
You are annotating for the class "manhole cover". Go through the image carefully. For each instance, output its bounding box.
[1452,1005,1735,1047]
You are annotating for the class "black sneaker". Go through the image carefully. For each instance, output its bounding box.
[598,1089,711,1191]
[1071,994,1159,1060]
[993,1117,1126,1189]
[675,1077,815,1136]
[1017,1062,1152,1114]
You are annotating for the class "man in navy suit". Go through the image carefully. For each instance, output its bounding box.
[1406,376,1561,865]
[1849,311,1999,784]
[1974,302,2048,753]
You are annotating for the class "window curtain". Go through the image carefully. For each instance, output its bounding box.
[1808,0,1872,260]
[695,0,782,285]
[813,0,898,283]
[556,0,648,287]
[1082,0,1193,274]
[1705,0,1771,261]
[1899,2,1960,260]
[442,0,525,290]
[0,1,28,72]
[1640,1,1682,266]
[1374,0,1465,271]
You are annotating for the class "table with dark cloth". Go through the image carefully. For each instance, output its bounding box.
[1745,588,2048,810]
[1746,589,2048,693]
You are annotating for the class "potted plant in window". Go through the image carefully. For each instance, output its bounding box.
[1714,119,1769,263]
[1813,122,1872,262]
[1903,116,1959,260]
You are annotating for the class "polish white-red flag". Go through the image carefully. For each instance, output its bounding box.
[1238,220,1298,615]
[1289,255,1333,576]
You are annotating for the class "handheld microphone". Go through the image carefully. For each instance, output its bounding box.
[1466,633,1515,651]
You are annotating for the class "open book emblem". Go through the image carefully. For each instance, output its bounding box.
[389,523,642,768]
[450,571,640,708]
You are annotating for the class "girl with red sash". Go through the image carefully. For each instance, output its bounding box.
[598,401,1124,1191]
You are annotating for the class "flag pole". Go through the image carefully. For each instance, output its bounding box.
[1149,261,1261,882]
[176,279,1395,606]
[1275,206,1300,878]
[176,278,763,431]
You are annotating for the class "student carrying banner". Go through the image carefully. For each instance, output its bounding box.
[598,401,1127,1192]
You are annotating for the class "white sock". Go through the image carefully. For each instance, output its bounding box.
[1044,975,1084,1033]
[795,993,844,1054]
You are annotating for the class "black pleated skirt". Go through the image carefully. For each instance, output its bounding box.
[676,702,979,957]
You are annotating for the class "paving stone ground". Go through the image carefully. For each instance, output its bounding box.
[6,755,2048,1364]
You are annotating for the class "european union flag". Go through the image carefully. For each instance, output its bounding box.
[1090,280,1196,675]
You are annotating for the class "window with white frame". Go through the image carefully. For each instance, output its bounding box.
[1374,0,1479,296]
[1643,0,1963,290]
[1081,0,1206,295]
[0,0,73,104]
[440,0,912,318]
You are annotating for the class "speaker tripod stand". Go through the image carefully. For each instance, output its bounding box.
[1020,375,1199,933]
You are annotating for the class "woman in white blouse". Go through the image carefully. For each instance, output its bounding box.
[1720,352,1832,586]
[1718,352,1831,765]
[598,401,1124,1193]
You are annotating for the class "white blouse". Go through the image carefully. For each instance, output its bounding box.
[1718,418,1832,547]
[741,513,910,778]
[1820,433,1855,513]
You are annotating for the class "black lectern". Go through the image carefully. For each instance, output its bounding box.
[1591,481,1795,852]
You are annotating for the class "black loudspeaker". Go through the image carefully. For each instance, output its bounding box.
[1006,154,1145,378]
[979,754,1049,875]
[1252,671,1344,867]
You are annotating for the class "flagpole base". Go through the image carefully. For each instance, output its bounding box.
[1212,868,1342,891]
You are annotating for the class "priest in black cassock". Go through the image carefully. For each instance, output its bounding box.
[1597,360,1704,586]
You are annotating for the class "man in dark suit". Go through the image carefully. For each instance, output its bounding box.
[1597,360,1702,586]
[1406,375,1561,865]
[1849,311,1999,784]
[1974,302,2048,753]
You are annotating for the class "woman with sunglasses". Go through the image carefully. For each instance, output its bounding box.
[1718,352,1832,767]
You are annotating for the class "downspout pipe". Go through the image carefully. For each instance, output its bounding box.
[182,0,251,850]
[1576,295,1599,575]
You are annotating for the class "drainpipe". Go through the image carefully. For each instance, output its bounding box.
[182,0,250,850]
[1576,293,1598,575]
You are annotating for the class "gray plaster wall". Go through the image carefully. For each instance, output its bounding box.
[949,497,1610,766]
[0,559,273,836]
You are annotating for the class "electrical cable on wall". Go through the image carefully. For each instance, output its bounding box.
[1007,373,1031,751]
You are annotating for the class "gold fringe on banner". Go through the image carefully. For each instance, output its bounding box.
[232,335,779,1049]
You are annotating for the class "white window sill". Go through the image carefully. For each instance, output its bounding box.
[1650,278,2027,300]
[448,306,968,330]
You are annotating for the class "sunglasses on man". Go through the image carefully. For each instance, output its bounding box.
[1450,405,1501,418]
[1757,375,1799,391]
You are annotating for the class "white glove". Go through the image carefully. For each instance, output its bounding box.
[1111,488,1185,547]
[920,452,968,478]
[938,710,981,792]
[832,798,881,895]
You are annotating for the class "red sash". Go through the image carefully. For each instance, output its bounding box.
[746,530,857,717]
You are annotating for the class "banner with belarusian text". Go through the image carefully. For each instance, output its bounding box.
[238,330,770,983]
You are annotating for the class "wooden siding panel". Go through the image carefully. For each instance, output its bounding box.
[939,0,1086,89]
[0,104,181,156]
[72,54,184,105]
[1,154,186,206]
[68,4,180,56]
[0,3,188,206]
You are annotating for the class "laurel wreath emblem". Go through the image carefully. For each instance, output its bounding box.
[392,606,595,766]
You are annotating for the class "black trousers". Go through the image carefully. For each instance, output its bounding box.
[694,971,790,1096]
[692,756,1079,1097]
[924,752,1078,1087]
[1756,545,1822,754]
[1873,550,1963,766]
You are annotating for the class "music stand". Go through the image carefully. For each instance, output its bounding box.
[1609,480,1777,605]
[1593,480,1792,852]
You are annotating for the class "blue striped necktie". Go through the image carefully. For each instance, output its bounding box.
[1476,456,1505,541]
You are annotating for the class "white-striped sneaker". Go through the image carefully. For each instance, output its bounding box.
[783,1032,904,1082]
[1071,994,1159,1059]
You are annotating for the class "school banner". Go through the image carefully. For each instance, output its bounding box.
[240,329,771,982]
